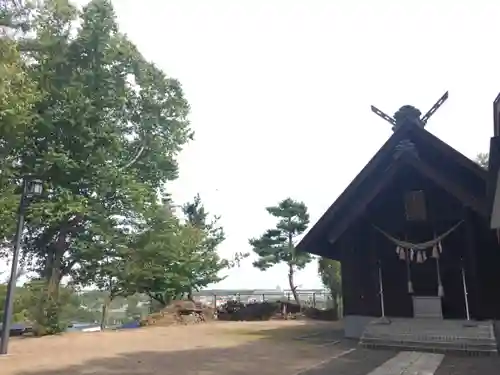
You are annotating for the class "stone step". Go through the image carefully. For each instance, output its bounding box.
[359,318,498,356]
[361,338,498,356]
[363,333,495,341]
[362,336,498,348]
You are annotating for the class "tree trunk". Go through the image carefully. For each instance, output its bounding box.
[46,229,68,296]
[287,225,301,307]
[101,280,115,330]
[288,263,300,307]
[100,296,111,330]
[148,292,167,307]
[187,289,194,302]
[48,256,62,297]
[33,249,63,336]
[44,216,82,293]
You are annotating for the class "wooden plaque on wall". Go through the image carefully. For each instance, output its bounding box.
[404,190,427,221]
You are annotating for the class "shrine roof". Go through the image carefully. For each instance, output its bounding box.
[297,123,487,259]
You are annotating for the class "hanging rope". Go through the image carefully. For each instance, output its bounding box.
[372,220,464,250]
[373,220,463,297]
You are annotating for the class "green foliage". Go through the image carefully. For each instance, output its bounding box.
[124,294,141,319]
[0,0,191,271]
[0,0,192,332]
[0,279,98,333]
[67,196,242,322]
[70,225,133,307]
[0,29,40,241]
[475,152,489,169]
[318,257,342,301]
[182,195,249,269]
[124,205,190,305]
[123,198,241,306]
[0,0,35,34]
[0,284,30,323]
[249,198,311,304]
[0,268,30,323]
[1,0,249,334]
[24,280,68,335]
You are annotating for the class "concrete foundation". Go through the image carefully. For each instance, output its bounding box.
[344,315,377,339]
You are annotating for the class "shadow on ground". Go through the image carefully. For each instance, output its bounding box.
[217,320,347,342]
[9,321,500,375]
[12,321,354,375]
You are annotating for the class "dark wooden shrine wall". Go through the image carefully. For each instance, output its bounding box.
[470,212,500,319]
[340,223,471,319]
[338,167,497,319]
[367,168,465,233]
[340,224,381,318]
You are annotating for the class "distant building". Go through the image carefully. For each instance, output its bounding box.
[192,288,328,307]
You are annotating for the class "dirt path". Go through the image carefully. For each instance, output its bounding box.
[1,320,347,375]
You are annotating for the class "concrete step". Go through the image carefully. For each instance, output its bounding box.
[359,318,498,356]
[362,338,497,349]
[361,338,498,356]
[362,334,495,342]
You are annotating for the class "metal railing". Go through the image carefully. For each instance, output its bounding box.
[193,291,335,310]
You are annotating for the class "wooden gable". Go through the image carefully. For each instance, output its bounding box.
[297,123,488,258]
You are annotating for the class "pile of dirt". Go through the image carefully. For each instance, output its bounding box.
[141,300,215,327]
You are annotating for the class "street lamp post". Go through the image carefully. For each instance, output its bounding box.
[0,177,43,355]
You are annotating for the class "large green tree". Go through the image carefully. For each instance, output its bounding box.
[121,205,188,306]
[249,198,311,305]
[123,199,238,307]
[0,0,192,331]
[70,238,133,329]
[0,268,30,323]
[0,279,98,329]
[318,257,342,311]
[181,194,248,299]
[0,8,40,239]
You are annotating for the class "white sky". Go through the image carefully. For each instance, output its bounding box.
[4,1,500,290]
[109,0,500,290]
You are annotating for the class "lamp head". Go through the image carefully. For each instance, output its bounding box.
[25,178,43,198]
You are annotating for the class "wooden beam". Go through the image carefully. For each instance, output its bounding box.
[488,135,500,225]
[328,157,404,244]
[494,92,500,137]
[401,153,489,217]
[298,126,413,252]
[463,208,480,319]
[409,126,487,180]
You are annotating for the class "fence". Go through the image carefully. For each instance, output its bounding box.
[192,291,335,310]
[75,290,340,327]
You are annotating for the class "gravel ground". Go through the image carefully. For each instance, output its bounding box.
[2,320,499,375]
[0,320,347,375]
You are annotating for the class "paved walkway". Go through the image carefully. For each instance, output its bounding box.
[301,348,500,375]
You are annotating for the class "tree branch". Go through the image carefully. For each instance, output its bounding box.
[119,144,145,171]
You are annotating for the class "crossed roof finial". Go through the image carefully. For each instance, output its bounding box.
[371,92,448,132]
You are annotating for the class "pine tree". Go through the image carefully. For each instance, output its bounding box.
[249,198,311,305]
